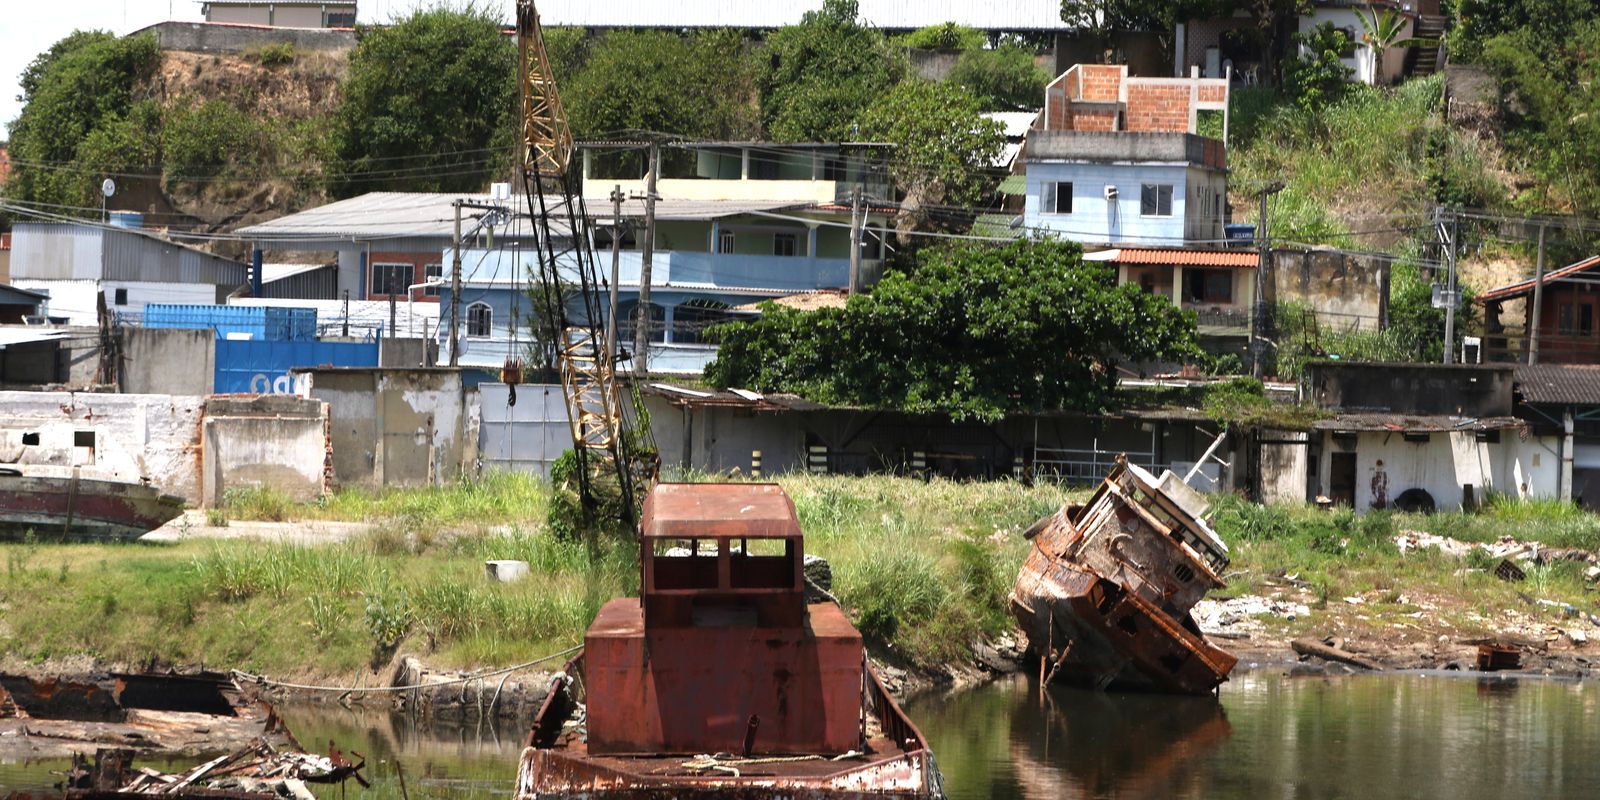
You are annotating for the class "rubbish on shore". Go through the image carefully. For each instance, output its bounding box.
[1584,565,1600,584]
[1495,559,1527,582]
[1566,628,1589,646]
[1290,638,1384,670]
[44,738,367,798]
[1192,595,1310,639]
[0,671,288,760]
[1010,457,1237,695]
[516,483,942,799]
[1477,644,1522,671]
[0,468,184,541]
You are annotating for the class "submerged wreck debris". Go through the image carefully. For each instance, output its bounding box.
[1011,457,1238,695]
[516,483,944,799]
[7,739,369,799]
[0,671,289,760]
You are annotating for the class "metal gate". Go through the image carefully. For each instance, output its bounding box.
[479,383,569,477]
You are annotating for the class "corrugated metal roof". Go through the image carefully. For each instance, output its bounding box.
[534,1,1077,29]
[1479,255,1600,302]
[1514,364,1600,406]
[10,223,247,285]
[1084,248,1258,268]
[0,329,71,350]
[983,111,1040,139]
[239,192,809,240]
[0,283,50,303]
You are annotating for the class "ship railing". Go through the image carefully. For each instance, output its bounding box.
[1029,447,1170,486]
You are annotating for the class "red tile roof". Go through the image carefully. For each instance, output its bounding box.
[1479,255,1600,302]
[1092,248,1258,268]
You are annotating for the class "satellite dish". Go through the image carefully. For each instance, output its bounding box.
[101,179,116,198]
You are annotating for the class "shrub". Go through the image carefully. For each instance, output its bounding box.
[250,42,296,67]
[1283,23,1353,112]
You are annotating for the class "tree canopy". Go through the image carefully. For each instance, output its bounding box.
[704,239,1199,421]
[329,7,516,197]
[854,81,1006,233]
[757,0,906,142]
[5,31,161,210]
[562,29,759,142]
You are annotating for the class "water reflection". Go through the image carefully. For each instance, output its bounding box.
[908,671,1600,800]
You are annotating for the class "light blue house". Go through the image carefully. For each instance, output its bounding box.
[440,196,886,374]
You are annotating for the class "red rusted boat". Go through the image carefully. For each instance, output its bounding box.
[515,483,943,800]
[0,469,183,541]
[1011,458,1238,695]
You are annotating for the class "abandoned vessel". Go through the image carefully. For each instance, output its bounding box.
[0,469,184,541]
[516,483,943,800]
[1011,458,1238,695]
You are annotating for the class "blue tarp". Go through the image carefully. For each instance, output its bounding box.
[215,339,378,394]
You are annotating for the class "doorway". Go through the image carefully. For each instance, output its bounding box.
[1329,452,1357,507]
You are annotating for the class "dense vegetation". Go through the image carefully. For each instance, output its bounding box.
[705,239,1199,421]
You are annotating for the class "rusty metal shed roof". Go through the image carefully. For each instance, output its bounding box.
[1514,364,1600,406]
[1479,255,1600,302]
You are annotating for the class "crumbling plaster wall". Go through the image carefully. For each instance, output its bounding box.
[296,368,472,489]
[201,395,329,507]
[0,392,205,503]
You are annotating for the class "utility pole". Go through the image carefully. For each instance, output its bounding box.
[607,184,625,361]
[1529,223,1547,365]
[449,200,463,367]
[1252,182,1283,380]
[634,141,660,377]
[848,185,863,295]
[341,290,349,338]
[1442,210,1459,364]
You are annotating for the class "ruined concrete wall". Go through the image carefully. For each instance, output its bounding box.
[143,20,355,53]
[297,368,468,488]
[1310,362,1514,417]
[201,395,328,507]
[1267,248,1390,332]
[120,328,215,396]
[1316,429,1559,512]
[0,392,205,503]
[1259,429,1309,504]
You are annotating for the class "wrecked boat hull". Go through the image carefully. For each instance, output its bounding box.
[1012,558,1238,695]
[1010,459,1238,696]
[0,474,184,541]
[515,655,944,800]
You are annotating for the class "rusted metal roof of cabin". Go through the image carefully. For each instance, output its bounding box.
[1479,255,1600,302]
[1514,364,1600,405]
[640,483,801,539]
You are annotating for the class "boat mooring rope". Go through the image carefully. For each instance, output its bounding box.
[229,644,582,694]
[680,750,864,777]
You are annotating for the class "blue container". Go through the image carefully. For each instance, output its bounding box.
[144,304,317,342]
[214,339,380,394]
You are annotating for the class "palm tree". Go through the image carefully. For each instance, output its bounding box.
[1356,7,1439,85]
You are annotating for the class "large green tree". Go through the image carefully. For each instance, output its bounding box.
[757,0,906,142]
[948,43,1051,112]
[854,81,1005,236]
[5,31,161,210]
[563,29,759,142]
[1481,19,1600,213]
[1058,0,1237,37]
[329,7,515,197]
[1452,0,1597,62]
[705,239,1199,421]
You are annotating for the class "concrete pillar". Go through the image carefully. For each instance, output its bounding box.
[710,221,721,253]
[1170,265,1185,307]
[1562,408,1575,501]
[807,224,818,258]
[741,148,750,180]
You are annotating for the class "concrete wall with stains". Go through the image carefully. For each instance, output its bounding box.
[119,327,215,396]
[1315,429,1560,512]
[0,392,205,502]
[295,368,473,488]
[201,395,329,507]
[1265,248,1391,332]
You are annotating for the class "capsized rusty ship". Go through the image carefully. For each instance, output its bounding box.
[0,468,184,542]
[515,483,943,800]
[1011,457,1238,695]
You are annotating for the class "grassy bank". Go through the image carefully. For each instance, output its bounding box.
[2,474,1595,679]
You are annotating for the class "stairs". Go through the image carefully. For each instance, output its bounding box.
[1407,15,1449,77]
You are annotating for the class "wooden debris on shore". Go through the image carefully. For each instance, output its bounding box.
[1290,638,1385,670]
[63,738,367,798]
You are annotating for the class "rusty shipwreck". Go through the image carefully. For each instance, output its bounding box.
[515,483,943,800]
[1011,458,1238,695]
[0,468,183,542]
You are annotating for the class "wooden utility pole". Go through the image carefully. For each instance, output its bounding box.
[449,200,463,366]
[848,185,863,294]
[608,184,625,360]
[1251,184,1281,379]
[634,141,659,376]
[1529,223,1547,365]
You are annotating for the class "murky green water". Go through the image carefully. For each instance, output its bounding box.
[4,672,1598,798]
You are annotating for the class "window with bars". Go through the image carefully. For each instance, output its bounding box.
[718,229,736,253]
[466,302,492,338]
[773,233,798,257]
[371,263,413,297]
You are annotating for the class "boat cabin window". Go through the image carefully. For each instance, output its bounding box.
[732,536,797,589]
[652,538,719,590]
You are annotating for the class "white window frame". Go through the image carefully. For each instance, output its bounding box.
[371,262,412,297]
[1041,181,1073,215]
[465,302,493,339]
[423,263,443,297]
[1140,183,1174,218]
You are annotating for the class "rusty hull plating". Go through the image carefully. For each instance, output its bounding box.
[1011,459,1239,695]
[515,483,943,799]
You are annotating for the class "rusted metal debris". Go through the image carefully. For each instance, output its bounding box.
[515,483,943,799]
[1,739,368,800]
[0,671,285,761]
[1011,457,1238,695]
[0,470,184,541]
[1494,559,1527,582]
[1477,644,1523,672]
